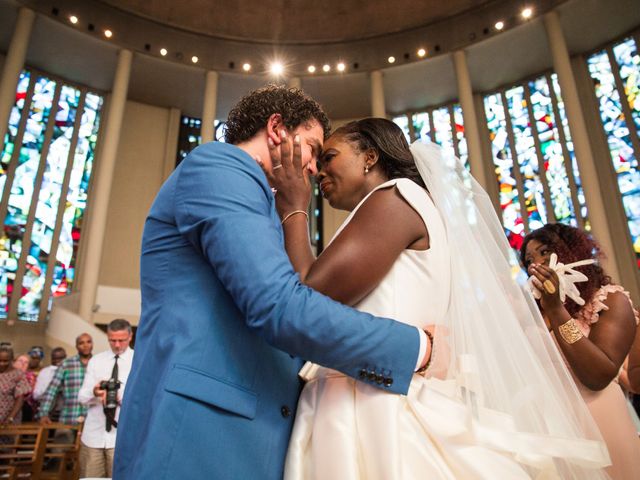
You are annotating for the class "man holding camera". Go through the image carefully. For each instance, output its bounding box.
[78,319,134,478]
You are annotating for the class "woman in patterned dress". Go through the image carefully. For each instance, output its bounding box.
[0,347,31,425]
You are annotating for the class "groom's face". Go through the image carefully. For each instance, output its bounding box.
[285,120,324,175]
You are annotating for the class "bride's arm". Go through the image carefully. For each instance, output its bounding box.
[280,207,316,280]
[289,187,427,306]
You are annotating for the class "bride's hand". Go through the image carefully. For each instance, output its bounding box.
[257,130,312,218]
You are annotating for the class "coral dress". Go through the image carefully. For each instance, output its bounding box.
[563,285,640,480]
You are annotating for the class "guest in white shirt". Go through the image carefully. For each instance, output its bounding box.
[78,319,134,479]
[32,347,67,402]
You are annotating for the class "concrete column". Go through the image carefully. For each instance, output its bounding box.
[452,50,489,190]
[370,70,386,118]
[288,77,302,90]
[78,49,133,321]
[543,11,620,281]
[162,107,181,180]
[0,7,35,147]
[200,71,218,143]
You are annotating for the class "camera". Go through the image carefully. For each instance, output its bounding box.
[100,378,121,410]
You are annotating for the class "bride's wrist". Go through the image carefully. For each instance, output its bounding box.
[281,210,309,225]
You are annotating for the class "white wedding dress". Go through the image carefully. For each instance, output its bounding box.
[285,178,528,479]
[284,142,611,480]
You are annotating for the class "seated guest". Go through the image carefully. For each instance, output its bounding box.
[522,223,640,479]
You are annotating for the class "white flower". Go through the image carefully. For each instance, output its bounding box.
[527,253,595,305]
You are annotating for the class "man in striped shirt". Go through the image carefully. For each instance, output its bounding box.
[38,333,94,425]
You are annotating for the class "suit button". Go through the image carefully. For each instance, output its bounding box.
[384,378,393,387]
[281,406,292,418]
[359,369,367,379]
[375,375,384,384]
[367,371,377,381]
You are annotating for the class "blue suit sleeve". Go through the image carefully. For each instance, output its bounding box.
[174,144,419,394]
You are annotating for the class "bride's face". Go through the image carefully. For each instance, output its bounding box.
[317,135,370,211]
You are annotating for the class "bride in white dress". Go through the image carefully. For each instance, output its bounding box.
[262,118,611,479]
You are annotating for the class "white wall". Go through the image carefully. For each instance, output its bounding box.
[89,99,179,326]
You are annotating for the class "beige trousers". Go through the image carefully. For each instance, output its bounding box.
[79,442,115,478]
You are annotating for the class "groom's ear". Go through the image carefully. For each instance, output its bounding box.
[266,113,285,145]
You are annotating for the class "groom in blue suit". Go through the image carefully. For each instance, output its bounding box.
[114,86,425,479]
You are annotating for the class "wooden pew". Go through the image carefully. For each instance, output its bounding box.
[0,424,46,479]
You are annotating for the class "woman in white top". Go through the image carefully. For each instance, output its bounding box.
[261,118,611,479]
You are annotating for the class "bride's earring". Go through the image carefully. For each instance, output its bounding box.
[364,165,370,174]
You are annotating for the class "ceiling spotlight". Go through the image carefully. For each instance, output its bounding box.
[69,15,78,24]
[417,48,426,57]
[495,21,504,30]
[308,65,316,73]
[521,7,533,19]
[388,56,396,64]
[242,63,251,72]
[160,48,168,56]
[104,29,113,38]
[191,56,199,63]
[270,62,284,75]
[322,64,330,72]
[337,62,346,72]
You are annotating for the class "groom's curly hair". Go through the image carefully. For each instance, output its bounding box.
[225,85,331,144]
[520,223,610,316]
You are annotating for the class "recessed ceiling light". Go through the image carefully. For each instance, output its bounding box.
[521,7,533,19]
[104,29,113,38]
[191,56,199,63]
[417,48,426,57]
[322,64,330,72]
[388,56,396,64]
[495,21,505,30]
[160,48,168,56]
[270,62,284,75]
[69,15,78,24]
[242,63,251,72]
[308,65,316,73]
[337,62,346,72]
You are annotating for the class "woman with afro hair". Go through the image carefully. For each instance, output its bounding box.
[522,223,640,479]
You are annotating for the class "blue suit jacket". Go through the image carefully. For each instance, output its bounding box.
[113,142,420,479]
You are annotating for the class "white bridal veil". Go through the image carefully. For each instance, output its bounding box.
[410,141,610,479]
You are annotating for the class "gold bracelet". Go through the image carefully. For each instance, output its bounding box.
[558,318,584,345]
[281,210,309,225]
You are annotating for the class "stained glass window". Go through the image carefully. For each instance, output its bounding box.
[392,115,411,143]
[483,74,587,251]
[395,104,468,169]
[0,70,103,322]
[484,92,524,249]
[453,104,468,167]
[588,37,640,267]
[411,112,431,143]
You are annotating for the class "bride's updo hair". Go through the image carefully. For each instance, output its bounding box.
[332,118,426,189]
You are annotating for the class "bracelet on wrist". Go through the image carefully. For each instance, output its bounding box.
[281,210,309,225]
[558,318,584,344]
[417,329,434,374]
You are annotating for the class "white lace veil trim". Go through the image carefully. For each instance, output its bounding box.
[411,141,610,478]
